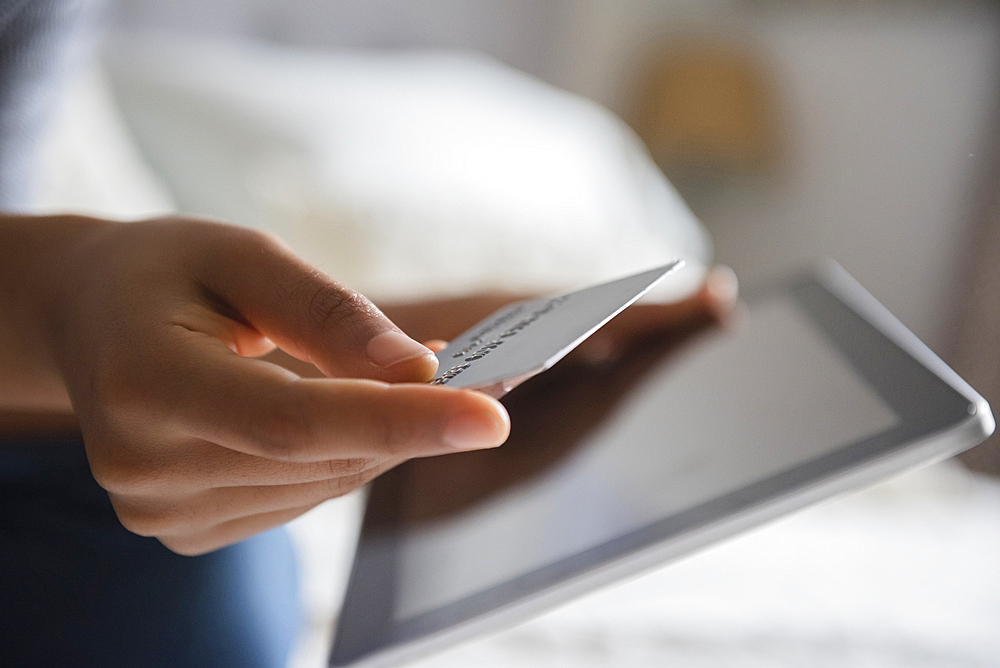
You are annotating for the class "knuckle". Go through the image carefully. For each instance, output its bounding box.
[85,435,176,497]
[235,226,287,254]
[88,449,155,496]
[109,495,199,540]
[113,505,170,538]
[251,227,288,251]
[301,279,371,334]
[210,224,291,271]
[87,452,128,493]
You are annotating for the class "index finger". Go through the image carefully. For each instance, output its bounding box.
[186,222,438,381]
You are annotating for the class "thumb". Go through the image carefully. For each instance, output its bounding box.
[196,228,438,381]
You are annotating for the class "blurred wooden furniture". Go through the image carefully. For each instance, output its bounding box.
[628,38,782,178]
[948,114,1000,477]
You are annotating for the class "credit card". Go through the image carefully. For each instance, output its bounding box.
[430,261,684,397]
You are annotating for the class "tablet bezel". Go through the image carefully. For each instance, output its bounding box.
[329,264,994,667]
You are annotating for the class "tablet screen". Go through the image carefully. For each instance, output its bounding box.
[332,274,981,666]
[392,297,898,621]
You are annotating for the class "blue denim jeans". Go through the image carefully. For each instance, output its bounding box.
[0,437,301,667]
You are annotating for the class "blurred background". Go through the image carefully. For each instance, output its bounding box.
[36,0,1000,666]
[104,0,1000,354]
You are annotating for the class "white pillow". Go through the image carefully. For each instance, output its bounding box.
[103,32,711,301]
[32,65,176,219]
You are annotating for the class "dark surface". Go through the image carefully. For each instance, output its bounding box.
[0,437,301,668]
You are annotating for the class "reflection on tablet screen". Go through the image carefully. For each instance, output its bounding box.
[391,298,898,621]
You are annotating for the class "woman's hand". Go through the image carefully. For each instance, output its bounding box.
[0,214,509,555]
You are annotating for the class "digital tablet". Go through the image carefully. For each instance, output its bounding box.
[330,263,994,667]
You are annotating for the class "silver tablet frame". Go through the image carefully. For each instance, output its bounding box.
[330,262,994,668]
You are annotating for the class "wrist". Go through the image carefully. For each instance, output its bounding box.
[0,213,110,415]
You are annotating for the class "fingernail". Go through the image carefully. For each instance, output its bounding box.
[366,330,436,369]
[444,410,509,451]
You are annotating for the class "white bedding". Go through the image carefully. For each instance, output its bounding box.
[98,32,710,302]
